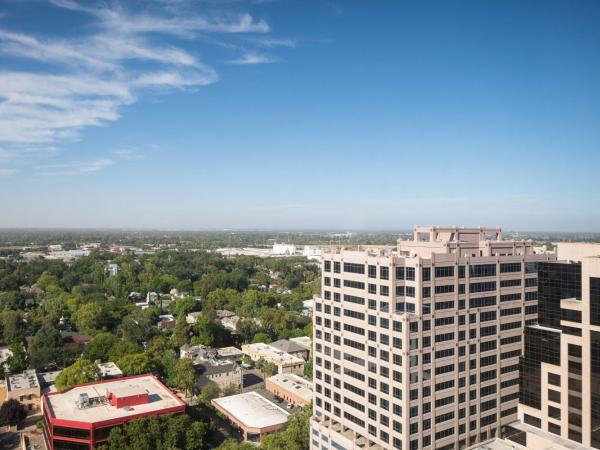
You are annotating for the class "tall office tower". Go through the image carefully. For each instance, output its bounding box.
[310,226,554,450]
[499,243,600,449]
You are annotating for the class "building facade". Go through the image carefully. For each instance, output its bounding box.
[42,374,185,450]
[502,243,600,449]
[311,226,553,450]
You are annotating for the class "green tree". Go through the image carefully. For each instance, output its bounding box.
[260,403,311,450]
[217,439,254,450]
[116,353,150,376]
[55,359,101,391]
[236,318,259,343]
[199,383,220,405]
[72,302,105,334]
[118,309,154,344]
[303,356,313,380]
[107,340,140,362]
[171,314,189,348]
[83,332,119,362]
[99,413,209,450]
[172,358,196,396]
[6,344,27,373]
[190,316,230,347]
[146,335,172,373]
[160,349,179,386]
[1,310,25,345]
[28,324,63,369]
[0,399,27,426]
[252,332,271,344]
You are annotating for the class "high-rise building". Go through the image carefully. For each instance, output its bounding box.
[310,226,554,450]
[500,242,600,449]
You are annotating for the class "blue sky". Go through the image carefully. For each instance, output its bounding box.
[0,0,599,231]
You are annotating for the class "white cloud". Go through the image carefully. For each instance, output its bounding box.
[0,0,292,159]
[112,149,144,161]
[0,0,280,149]
[228,51,277,64]
[49,1,270,36]
[37,158,115,175]
[249,37,296,48]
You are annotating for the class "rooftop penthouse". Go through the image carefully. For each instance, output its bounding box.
[323,226,538,260]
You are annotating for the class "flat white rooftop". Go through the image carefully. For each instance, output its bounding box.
[212,392,289,429]
[97,362,123,378]
[7,369,39,392]
[267,373,312,402]
[243,343,304,365]
[45,375,183,424]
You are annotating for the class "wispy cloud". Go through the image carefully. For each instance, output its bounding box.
[228,51,277,65]
[37,158,115,176]
[249,37,296,48]
[0,0,290,154]
[112,149,144,161]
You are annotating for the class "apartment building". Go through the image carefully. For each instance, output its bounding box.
[311,226,554,450]
[499,242,600,449]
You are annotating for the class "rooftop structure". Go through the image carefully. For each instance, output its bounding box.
[265,373,312,406]
[7,369,40,393]
[269,339,310,361]
[211,392,289,442]
[97,362,123,379]
[43,374,185,450]
[217,346,244,361]
[289,336,312,350]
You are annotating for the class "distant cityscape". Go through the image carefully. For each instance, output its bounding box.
[0,227,597,450]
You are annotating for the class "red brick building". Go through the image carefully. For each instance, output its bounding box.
[42,374,185,450]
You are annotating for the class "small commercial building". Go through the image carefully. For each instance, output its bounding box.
[6,369,41,414]
[212,392,289,443]
[42,374,185,450]
[265,373,312,406]
[97,362,123,379]
[242,343,305,375]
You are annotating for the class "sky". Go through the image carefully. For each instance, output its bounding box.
[0,0,599,231]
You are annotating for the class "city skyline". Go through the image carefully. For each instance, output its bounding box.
[1,0,600,230]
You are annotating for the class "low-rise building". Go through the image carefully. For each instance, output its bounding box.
[241,343,304,375]
[269,339,310,361]
[185,311,202,324]
[6,369,41,414]
[61,331,92,350]
[217,346,244,362]
[106,263,119,276]
[97,362,123,379]
[265,373,312,406]
[42,374,185,450]
[212,392,289,443]
[289,336,311,351]
[157,314,176,329]
[196,361,242,392]
[220,314,241,332]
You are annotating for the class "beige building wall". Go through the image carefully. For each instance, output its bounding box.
[312,226,554,450]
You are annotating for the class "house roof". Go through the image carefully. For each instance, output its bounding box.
[269,339,308,354]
